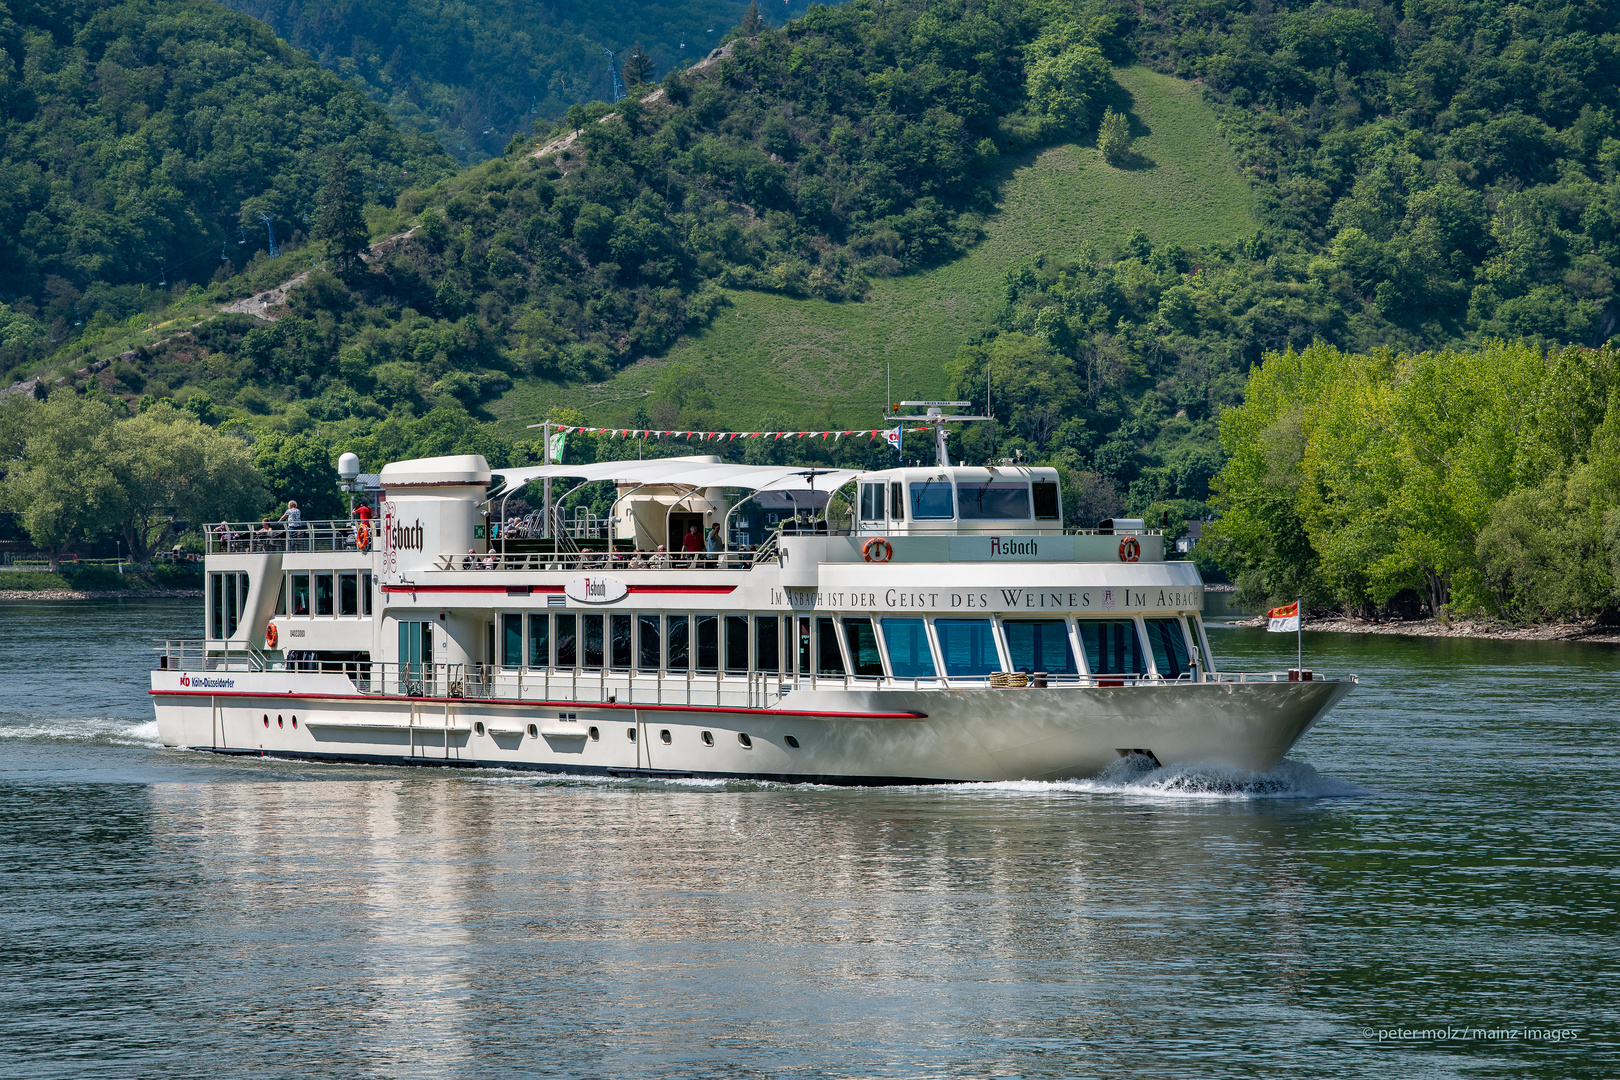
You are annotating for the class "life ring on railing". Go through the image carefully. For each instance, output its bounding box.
[265,622,279,649]
[862,537,894,563]
[1118,536,1140,563]
[356,523,371,550]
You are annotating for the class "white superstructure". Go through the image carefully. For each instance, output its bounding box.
[152,453,1354,782]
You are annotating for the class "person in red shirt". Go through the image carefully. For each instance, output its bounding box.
[681,523,703,567]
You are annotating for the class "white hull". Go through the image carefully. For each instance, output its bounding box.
[151,675,1352,783]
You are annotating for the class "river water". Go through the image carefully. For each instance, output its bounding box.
[0,598,1615,1078]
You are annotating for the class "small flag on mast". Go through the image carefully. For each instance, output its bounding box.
[1266,601,1300,632]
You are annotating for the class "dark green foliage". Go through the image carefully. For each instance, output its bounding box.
[0,0,453,342]
[313,151,372,275]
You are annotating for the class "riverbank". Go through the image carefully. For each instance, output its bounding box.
[1230,614,1620,645]
[0,589,203,601]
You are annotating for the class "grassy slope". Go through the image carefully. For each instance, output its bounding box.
[490,67,1259,432]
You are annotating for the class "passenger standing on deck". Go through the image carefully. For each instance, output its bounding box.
[681,524,703,568]
[279,499,304,550]
[706,523,722,567]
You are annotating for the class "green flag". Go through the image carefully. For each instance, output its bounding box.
[548,431,567,463]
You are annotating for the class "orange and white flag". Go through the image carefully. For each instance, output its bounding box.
[1267,601,1300,632]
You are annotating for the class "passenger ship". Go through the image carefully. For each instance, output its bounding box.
[151,448,1355,783]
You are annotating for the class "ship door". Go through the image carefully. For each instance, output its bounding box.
[669,512,704,551]
[398,620,433,696]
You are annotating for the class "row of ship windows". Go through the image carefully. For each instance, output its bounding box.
[431,612,1207,680]
[207,571,374,639]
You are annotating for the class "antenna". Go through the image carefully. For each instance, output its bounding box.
[889,401,991,468]
[259,212,278,257]
[605,48,625,103]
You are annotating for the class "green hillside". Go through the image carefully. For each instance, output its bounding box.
[491,66,1258,428]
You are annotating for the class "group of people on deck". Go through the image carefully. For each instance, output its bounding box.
[213,499,375,552]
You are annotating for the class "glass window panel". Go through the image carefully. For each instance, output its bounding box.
[880,618,936,678]
[1145,618,1192,679]
[225,573,238,637]
[1189,615,1213,669]
[934,619,998,677]
[889,482,905,519]
[501,613,524,668]
[210,574,224,639]
[909,479,954,520]
[1032,481,1060,520]
[582,613,603,669]
[528,614,549,668]
[361,572,372,616]
[637,614,661,671]
[667,615,690,670]
[314,572,334,616]
[695,615,718,674]
[1077,620,1148,676]
[610,613,632,670]
[755,616,780,674]
[842,618,884,678]
[290,573,309,616]
[797,617,811,675]
[339,572,359,616]
[860,484,884,521]
[1003,619,1079,675]
[274,575,287,616]
[957,482,1031,520]
[554,613,577,668]
[725,615,750,674]
[815,616,846,676]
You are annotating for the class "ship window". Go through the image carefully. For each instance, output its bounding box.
[1189,615,1214,670]
[554,613,577,668]
[841,618,885,678]
[637,614,661,672]
[909,479,954,519]
[934,619,999,677]
[859,483,884,521]
[695,615,719,674]
[1077,620,1148,676]
[361,572,372,616]
[958,482,1031,520]
[528,614,550,668]
[275,575,287,617]
[501,613,524,669]
[290,572,310,616]
[815,617,846,676]
[209,573,223,638]
[1144,618,1192,679]
[725,615,750,674]
[880,618,936,678]
[315,572,334,616]
[889,482,905,520]
[1003,619,1078,675]
[667,615,689,670]
[755,616,780,674]
[339,571,359,616]
[1032,481,1060,520]
[582,613,604,670]
[610,613,632,670]
[797,617,811,675]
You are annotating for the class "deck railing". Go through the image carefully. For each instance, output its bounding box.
[154,641,1351,709]
[207,520,368,554]
[434,550,768,572]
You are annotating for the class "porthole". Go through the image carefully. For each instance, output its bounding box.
[277,714,284,728]
[475,721,486,736]
[291,716,297,728]
[627,727,637,742]
[588,726,600,741]
[262,714,269,728]
[660,729,672,744]
[737,732,753,749]
[527,723,538,738]
[701,731,714,746]
[784,735,800,749]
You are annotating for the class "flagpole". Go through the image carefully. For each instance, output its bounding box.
[1297,594,1302,672]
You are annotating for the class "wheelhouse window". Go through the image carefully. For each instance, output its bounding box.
[889,482,905,519]
[554,613,578,668]
[290,572,310,616]
[859,483,884,522]
[909,479,954,520]
[528,614,550,668]
[841,618,885,678]
[725,615,750,675]
[1032,481,1060,520]
[1144,618,1193,679]
[1077,619,1148,676]
[815,616,845,676]
[880,618,936,678]
[695,614,719,674]
[339,572,359,616]
[1003,619,1079,675]
[934,618,998,677]
[314,572,334,616]
[957,482,1031,520]
[637,614,661,672]
[501,613,523,669]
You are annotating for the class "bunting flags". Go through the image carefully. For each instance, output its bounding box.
[541,425,928,441]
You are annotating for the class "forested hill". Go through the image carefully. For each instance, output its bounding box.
[223,0,824,163]
[0,0,455,337]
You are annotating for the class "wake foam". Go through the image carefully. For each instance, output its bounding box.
[0,716,164,748]
[955,755,1367,800]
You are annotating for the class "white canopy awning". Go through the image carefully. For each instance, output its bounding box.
[489,459,861,497]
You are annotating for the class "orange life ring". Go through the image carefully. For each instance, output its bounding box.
[862,537,894,563]
[265,622,279,649]
[1118,536,1140,563]
[356,523,371,549]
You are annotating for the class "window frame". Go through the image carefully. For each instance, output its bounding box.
[932,616,1003,679]
[877,616,939,680]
